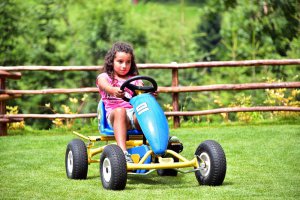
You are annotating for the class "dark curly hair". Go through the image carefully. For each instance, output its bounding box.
[104,41,139,79]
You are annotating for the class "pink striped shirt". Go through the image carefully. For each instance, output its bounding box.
[96,73,142,117]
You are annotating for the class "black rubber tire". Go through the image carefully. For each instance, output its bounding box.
[65,139,88,179]
[100,144,127,190]
[195,140,226,186]
[156,156,178,176]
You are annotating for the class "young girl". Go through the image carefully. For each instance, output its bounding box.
[96,42,143,163]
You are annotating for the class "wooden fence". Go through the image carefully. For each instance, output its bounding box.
[1,59,300,135]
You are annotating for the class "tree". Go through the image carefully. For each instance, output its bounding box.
[261,0,300,57]
[0,0,26,65]
[30,0,69,65]
[85,1,147,65]
[11,0,72,129]
[194,10,222,61]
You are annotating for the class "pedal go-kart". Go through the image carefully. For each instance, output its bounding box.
[65,76,226,190]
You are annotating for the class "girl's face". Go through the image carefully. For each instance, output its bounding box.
[113,51,132,79]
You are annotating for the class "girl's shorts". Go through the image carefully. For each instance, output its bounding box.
[107,108,136,130]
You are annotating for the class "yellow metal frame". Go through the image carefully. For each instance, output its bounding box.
[73,131,199,171]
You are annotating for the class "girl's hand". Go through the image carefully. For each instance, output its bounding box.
[112,87,125,98]
[97,76,125,98]
[151,91,158,98]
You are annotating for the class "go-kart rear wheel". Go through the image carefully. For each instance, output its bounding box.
[100,144,127,190]
[195,140,226,186]
[65,139,88,179]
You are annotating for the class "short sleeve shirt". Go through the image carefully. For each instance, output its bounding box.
[96,73,142,117]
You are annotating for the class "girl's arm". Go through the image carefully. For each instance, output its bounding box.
[97,76,125,98]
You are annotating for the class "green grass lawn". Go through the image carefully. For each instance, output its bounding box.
[1,124,299,199]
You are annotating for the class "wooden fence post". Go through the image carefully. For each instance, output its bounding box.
[0,77,7,135]
[0,71,22,136]
[171,62,180,128]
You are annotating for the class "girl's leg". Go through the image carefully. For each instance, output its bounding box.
[133,114,141,130]
[109,107,131,151]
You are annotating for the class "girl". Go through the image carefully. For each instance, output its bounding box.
[96,42,142,163]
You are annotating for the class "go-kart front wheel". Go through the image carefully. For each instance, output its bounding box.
[100,144,127,190]
[65,139,88,179]
[195,140,226,186]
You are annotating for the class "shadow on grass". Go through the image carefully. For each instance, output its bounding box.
[86,171,233,189]
[126,173,194,189]
[127,173,233,190]
[221,181,234,186]
[87,175,100,180]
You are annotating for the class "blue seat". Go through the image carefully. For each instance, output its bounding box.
[97,100,143,136]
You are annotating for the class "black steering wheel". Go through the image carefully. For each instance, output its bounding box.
[120,75,157,102]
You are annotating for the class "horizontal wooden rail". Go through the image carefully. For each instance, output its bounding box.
[0,117,23,122]
[1,113,96,119]
[0,71,22,79]
[1,106,299,119]
[164,106,300,116]
[0,87,98,95]
[0,94,21,101]
[158,82,300,93]
[1,82,299,95]
[0,66,101,71]
[138,59,300,69]
[0,59,299,71]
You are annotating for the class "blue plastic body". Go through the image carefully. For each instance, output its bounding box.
[97,93,169,155]
[97,100,142,135]
[130,93,169,155]
[127,145,151,173]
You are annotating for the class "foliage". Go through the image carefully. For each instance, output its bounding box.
[82,0,147,64]
[163,103,173,121]
[229,94,264,123]
[194,7,221,61]
[179,77,300,124]
[45,94,89,129]
[0,0,26,65]
[263,78,300,119]
[6,106,25,130]
[1,0,299,128]
[261,0,300,57]
[30,0,69,65]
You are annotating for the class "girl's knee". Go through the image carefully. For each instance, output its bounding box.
[110,107,129,125]
[112,107,127,117]
[114,107,126,113]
